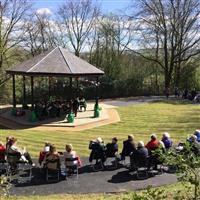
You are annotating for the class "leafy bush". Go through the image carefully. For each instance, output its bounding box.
[0,175,11,197]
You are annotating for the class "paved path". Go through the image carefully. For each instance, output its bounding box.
[10,157,177,196]
[103,96,166,107]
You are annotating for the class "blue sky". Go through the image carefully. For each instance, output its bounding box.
[32,0,130,14]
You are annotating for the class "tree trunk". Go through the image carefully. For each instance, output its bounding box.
[165,70,171,90]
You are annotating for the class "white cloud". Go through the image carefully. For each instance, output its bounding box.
[36,8,52,16]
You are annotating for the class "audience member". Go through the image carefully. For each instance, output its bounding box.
[39,142,51,166]
[188,135,200,155]
[130,141,148,170]
[89,137,106,164]
[0,141,6,161]
[44,145,60,170]
[194,130,200,142]
[148,140,165,170]
[106,137,118,157]
[121,134,136,160]
[7,137,34,166]
[145,134,159,151]
[162,132,173,149]
[64,144,82,167]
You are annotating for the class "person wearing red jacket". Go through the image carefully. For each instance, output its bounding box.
[0,141,6,161]
[145,134,159,151]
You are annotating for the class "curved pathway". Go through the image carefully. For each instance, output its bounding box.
[10,157,177,196]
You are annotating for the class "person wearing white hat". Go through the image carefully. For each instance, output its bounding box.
[162,132,173,149]
[194,130,200,142]
[89,137,106,164]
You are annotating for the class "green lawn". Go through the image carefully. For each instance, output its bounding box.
[1,182,189,200]
[0,100,199,158]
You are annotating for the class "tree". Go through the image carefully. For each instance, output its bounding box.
[0,0,31,70]
[57,0,100,57]
[90,14,134,80]
[128,0,200,90]
[24,11,57,57]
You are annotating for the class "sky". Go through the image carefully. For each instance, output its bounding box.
[32,0,131,14]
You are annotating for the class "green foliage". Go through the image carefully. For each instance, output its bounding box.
[160,143,200,200]
[0,175,11,197]
[123,186,167,200]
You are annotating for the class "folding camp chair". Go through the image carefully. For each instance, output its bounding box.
[91,154,104,171]
[135,156,149,179]
[46,158,60,182]
[65,157,79,179]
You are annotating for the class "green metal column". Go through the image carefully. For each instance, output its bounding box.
[11,74,17,116]
[12,74,16,108]
[31,76,34,110]
[67,77,74,123]
[48,76,51,99]
[22,76,26,107]
[30,76,37,122]
[94,76,100,118]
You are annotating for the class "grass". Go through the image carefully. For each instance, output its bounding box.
[0,100,199,200]
[0,182,190,200]
[0,100,199,158]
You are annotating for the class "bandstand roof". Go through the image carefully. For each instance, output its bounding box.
[6,46,104,77]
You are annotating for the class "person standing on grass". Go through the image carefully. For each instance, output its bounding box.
[165,87,170,98]
[175,87,180,98]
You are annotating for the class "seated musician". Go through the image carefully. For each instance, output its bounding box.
[79,96,87,112]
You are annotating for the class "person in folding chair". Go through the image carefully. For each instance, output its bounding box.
[148,140,166,172]
[105,137,119,169]
[64,144,81,178]
[120,135,136,167]
[44,145,61,182]
[130,141,149,179]
[0,141,6,162]
[39,142,51,167]
[6,137,34,182]
[0,141,7,175]
[6,137,34,169]
[89,137,106,171]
